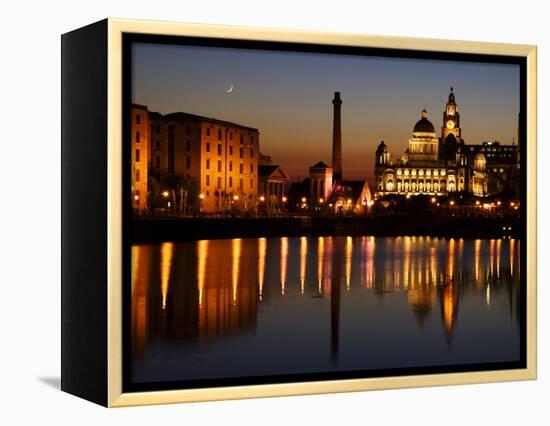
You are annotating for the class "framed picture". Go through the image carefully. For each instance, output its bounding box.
[61,18,537,407]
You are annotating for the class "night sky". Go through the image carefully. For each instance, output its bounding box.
[132,43,520,183]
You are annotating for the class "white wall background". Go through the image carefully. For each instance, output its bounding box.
[0,0,547,423]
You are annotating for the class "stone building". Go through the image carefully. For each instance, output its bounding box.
[374,88,519,198]
[258,165,289,209]
[131,104,261,213]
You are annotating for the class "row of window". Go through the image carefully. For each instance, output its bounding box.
[396,168,448,176]
[204,175,254,190]
[205,159,254,174]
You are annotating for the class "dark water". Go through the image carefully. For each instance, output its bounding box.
[131,236,521,384]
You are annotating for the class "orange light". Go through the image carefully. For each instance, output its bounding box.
[301,197,307,203]
[431,197,436,203]
[162,191,169,197]
[282,196,287,202]
[199,193,205,200]
[233,195,239,201]
[450,200,455,206]
[319,198,324,204]
[260,196,265,202]
[134,194,139,201]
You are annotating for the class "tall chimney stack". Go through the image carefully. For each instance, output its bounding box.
[332,92,343,181]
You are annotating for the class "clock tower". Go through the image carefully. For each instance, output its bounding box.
[441,87,462,143]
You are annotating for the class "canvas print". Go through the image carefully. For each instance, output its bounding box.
[127,40,524,391]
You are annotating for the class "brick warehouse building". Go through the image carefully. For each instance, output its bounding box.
[131,104,260,214]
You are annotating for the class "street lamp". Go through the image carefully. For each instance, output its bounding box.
[233,195,239,201]
[162,190,169,198]
[260,195,265,202]
[134,194,139,201]
[199,193,205,200]
[282,196,287,203]
[319,198,324,204]
[450,200,455,206]
[301,197,307,203]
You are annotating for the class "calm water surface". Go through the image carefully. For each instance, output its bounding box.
[131,236,521,384]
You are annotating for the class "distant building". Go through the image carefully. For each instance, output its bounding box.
[258,165,289,209]
[309,161,333,205]
[131,104,261,213]
[374,88,519,198]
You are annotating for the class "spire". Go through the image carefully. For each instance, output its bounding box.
[421,109,428,118]
[448,87,456,103]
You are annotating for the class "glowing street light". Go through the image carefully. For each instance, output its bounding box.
[260,195,265,202]
[134,194,139,201]
[450,200,455,206]
[301,197,307,203]
[199,193,205,200]
[319,198,324,204]
[233,195,239,201]
[431,197,436,204]
[282,196,287,202]
[162,190,169,198]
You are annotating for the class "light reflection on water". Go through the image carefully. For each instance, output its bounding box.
[131,236,521,384]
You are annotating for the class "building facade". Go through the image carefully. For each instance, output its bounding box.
[374,88,519,199]
[131,104,149,212]
[258,165,289,209]
[131,104,261,213]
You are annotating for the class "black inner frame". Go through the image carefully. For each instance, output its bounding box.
[122,33,528,393]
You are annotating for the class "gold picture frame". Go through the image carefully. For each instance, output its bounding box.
[61,18,537,407]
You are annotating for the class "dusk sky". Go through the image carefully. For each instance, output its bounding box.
[132,43,520,183]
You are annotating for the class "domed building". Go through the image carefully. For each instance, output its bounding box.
[373,88,518,198]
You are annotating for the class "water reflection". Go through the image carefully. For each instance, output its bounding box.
[131,236,521,384]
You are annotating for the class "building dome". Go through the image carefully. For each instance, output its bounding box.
[413,109,435,133]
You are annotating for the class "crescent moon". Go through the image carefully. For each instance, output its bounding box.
[226,83,234,94]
